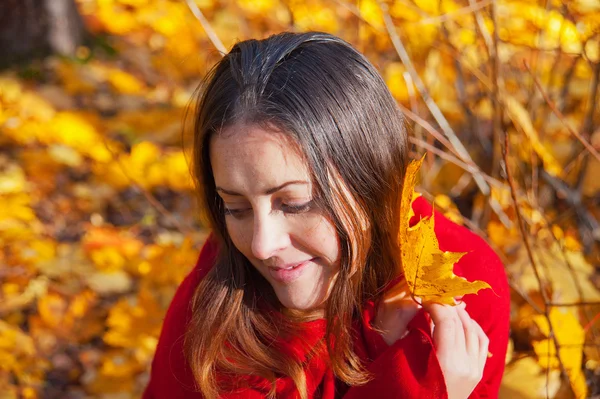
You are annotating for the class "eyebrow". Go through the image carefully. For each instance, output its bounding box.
[216,181,309,196]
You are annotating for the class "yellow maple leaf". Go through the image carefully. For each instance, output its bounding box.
[386,156,491,305]
[532,308,587,398]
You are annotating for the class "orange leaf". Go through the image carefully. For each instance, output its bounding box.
[387,156,491,305]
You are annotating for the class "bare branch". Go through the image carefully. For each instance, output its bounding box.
[184,0,227,56]
[418,0,492,25]
[378,1,490,196]
[575,58,600,191]
[525,62,600,164]
[541,170,600,245]
[502,117,570,383]
[550,302,600,308]
[489,0,503,183]
[100,138,198,245]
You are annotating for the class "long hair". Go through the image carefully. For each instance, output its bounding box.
[185,31,408,399]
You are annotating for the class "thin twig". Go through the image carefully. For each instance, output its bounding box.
[332,0,385,33]
[547,343,600,349]
[378,1,490,196]
[440,44,493,91]
[524,62,600,163]
[541,170,600,244]
[502,115,570,383]
[557,56,579,114]
[584,311,600,333]
[399,103,460,159]
[525,0,552,119]
[418,0,493,25]
[530,144,539,209]
[440,23,487,156]
[468,0,493,57]
[544,213,600,358]
[575,58,600,191]
[489,0,502,183]
[402,104,513,227]
[510,280,545,315]
[550,302,600,308]
[100,138,197,242]
[184,0,227,55]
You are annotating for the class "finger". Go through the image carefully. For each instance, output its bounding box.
[424,303,461,353]
[453,302,467,353]
[472,318,490,372]
[457,305,478,358]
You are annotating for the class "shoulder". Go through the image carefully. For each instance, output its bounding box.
[162,234,219,326]
[411,196,508,298]
[144,234,219,398]
[163,232,219,334]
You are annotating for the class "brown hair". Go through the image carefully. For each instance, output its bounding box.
[185,31,408,399]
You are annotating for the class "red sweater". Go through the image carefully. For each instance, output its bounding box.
[143,197,510,398]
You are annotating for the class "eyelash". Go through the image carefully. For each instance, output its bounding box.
[224,201,314,218]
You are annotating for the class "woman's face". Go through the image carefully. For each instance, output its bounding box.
[210,123,341,312]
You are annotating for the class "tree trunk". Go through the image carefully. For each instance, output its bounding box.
[0,0,86,68]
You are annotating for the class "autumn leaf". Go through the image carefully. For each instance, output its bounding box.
[385,156,491,305]
[532,308,587,399]
[103,288,163,363]
[0,320,49,388]
[500,357,562,398]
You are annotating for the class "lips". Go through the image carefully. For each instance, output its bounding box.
[267,258,315,284]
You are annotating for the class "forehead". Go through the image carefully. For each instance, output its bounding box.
[210,123,311,192]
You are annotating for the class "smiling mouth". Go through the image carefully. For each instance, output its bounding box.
[269,261,311,271]
[267,258,316,283]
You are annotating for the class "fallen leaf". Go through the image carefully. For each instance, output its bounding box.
[86,270,132,296]
[499,356,561,398]
[532,308,587,398]
[0,277,48,316]
[509,242,600,304]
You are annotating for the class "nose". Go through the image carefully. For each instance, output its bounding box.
[251,212,289,260]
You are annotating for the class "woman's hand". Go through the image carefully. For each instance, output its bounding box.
[374,288,489,399]
[423,302,489,399]
[374,290,421,345]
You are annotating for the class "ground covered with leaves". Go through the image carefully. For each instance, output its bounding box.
[0,0,599,398]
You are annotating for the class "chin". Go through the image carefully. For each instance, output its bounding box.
[276,291,324,311]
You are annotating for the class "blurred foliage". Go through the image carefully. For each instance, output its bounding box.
[0,0,599,398]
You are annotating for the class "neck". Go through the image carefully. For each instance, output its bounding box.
[283,307,325,322]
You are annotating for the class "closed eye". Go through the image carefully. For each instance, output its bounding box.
[281,201,314,214]
[224,208,250,219]
[224,201,314,219]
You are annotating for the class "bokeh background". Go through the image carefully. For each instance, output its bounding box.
[0,0,599,398]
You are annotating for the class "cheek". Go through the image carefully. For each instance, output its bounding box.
[225,220,252,255]
[303,218,340,262]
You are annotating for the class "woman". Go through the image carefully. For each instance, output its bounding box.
[143,32,510,399]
